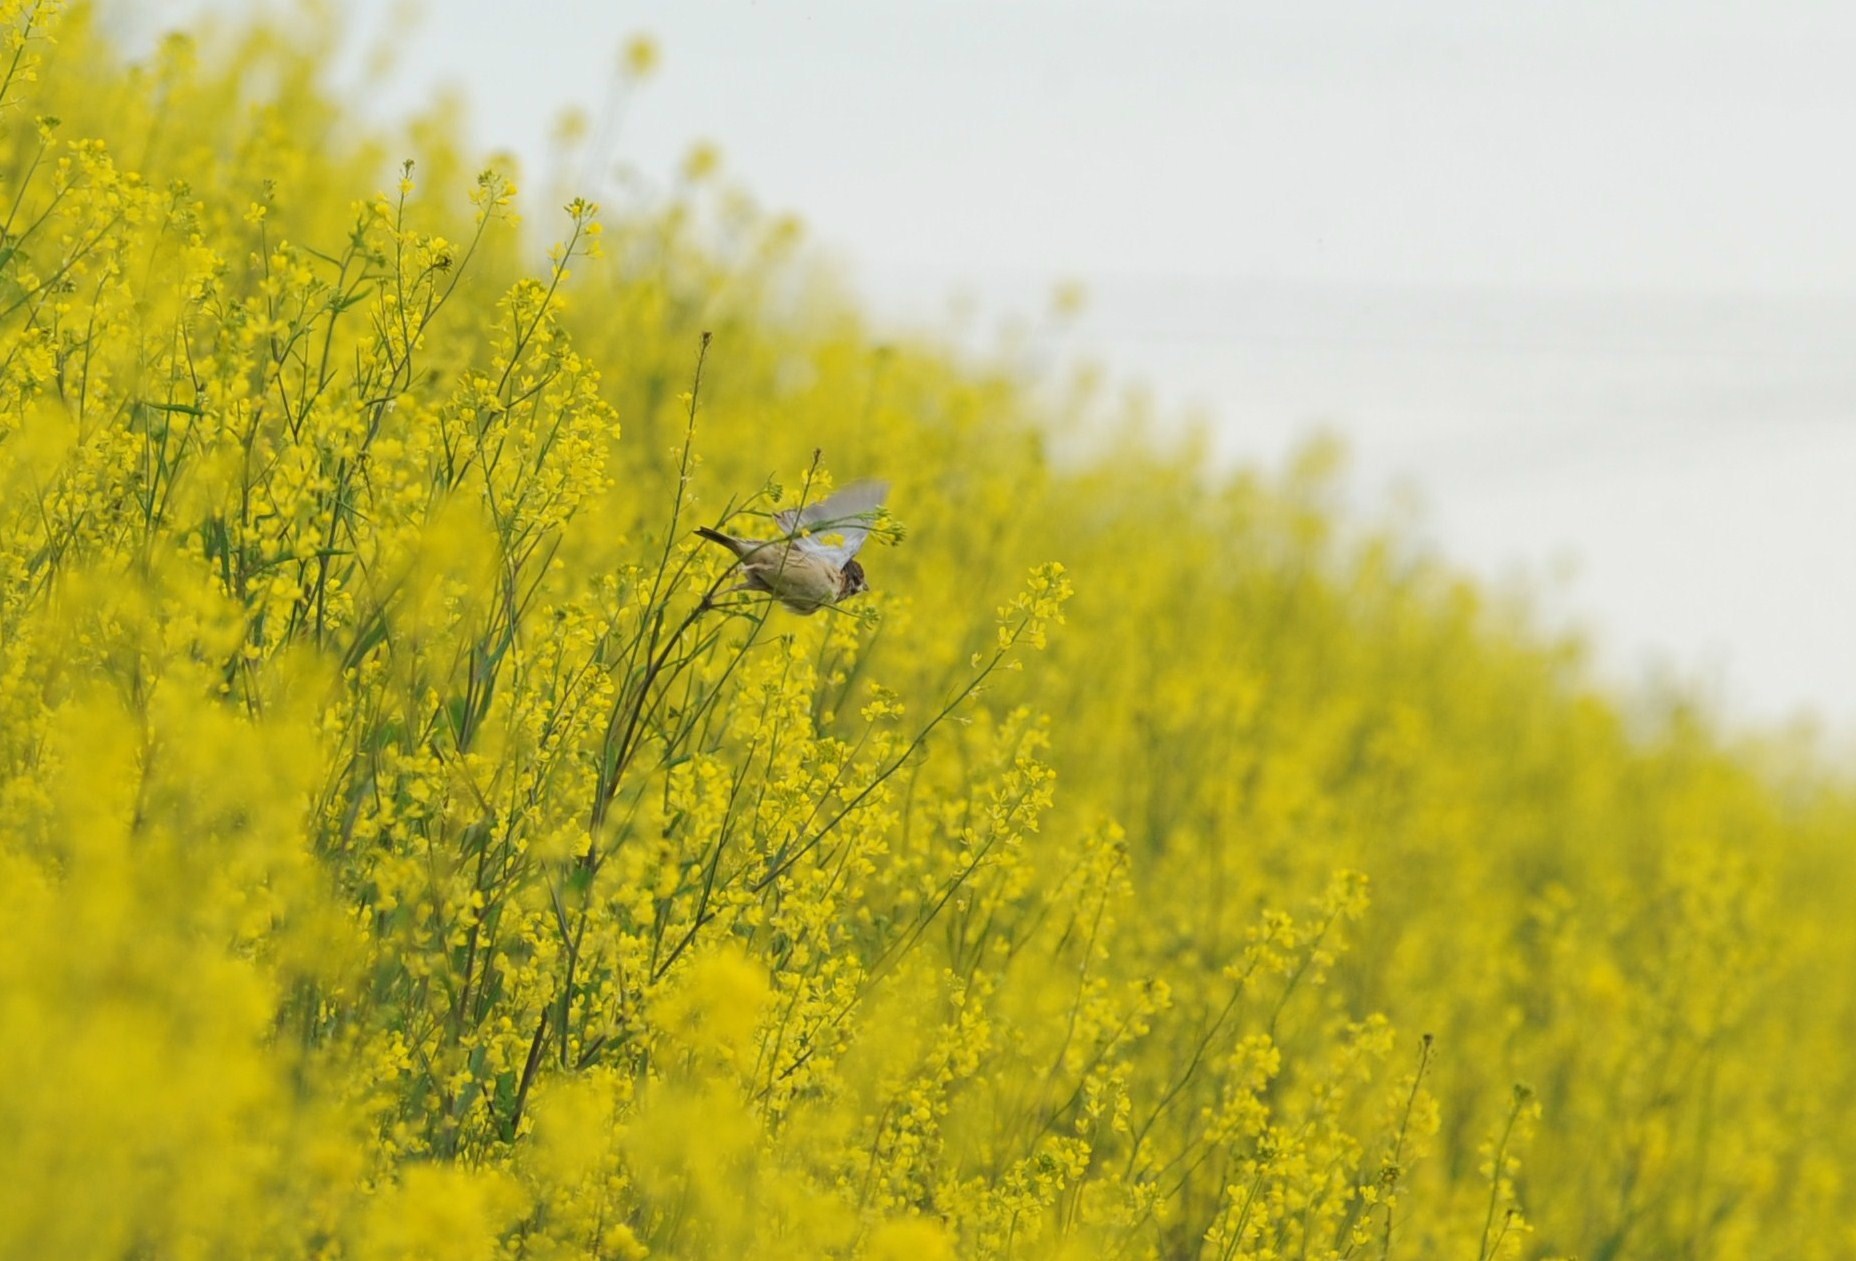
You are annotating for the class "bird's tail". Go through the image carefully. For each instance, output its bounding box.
[695,526,746,557]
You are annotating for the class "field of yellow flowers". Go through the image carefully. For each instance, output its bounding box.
[2,5,1852,1258]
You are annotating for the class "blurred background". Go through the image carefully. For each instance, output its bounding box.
[137,0,1856,731]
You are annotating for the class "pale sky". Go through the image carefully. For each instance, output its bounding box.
[135,1,1856,730]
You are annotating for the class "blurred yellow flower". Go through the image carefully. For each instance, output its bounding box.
[622,33,660,80]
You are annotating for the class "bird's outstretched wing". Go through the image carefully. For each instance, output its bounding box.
[775,480,888,566]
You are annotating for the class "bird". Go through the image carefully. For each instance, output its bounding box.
[696,480,888,614]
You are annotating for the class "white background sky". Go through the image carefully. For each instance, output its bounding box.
[139,1,1856,731]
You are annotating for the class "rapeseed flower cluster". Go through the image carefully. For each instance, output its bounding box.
[2,5,1852,1258]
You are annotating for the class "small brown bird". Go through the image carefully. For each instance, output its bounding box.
[696,480,888,614]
